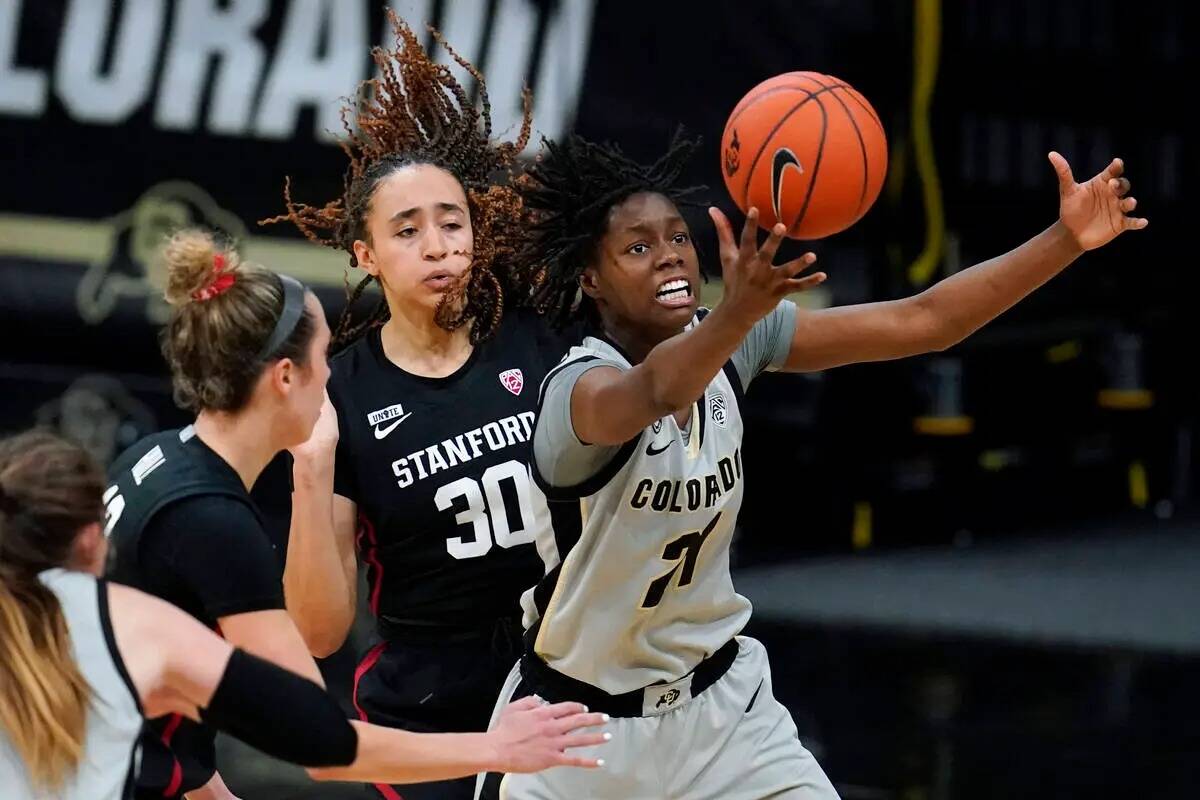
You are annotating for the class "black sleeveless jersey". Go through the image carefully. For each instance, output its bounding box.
[330,310,573,626]
[104,426,275,797]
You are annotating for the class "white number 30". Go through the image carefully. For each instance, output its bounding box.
[435,460,538,559]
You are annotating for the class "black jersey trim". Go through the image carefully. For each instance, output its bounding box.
[531,434,642,501]
[721,360,745,408]
[531,353,643,500]
[96,578,144,715]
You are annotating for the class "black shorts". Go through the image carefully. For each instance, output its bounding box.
[133,713,216,799]
[353,616,523,800]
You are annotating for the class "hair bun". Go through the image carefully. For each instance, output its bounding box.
[162,230,239,306]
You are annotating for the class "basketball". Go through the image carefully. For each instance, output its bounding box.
[720,71,888,240]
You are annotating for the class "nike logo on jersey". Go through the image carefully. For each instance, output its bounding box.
[646,440,674,457]
[367,403,412,440]
[771,147,805,225]
[373,414,412,440]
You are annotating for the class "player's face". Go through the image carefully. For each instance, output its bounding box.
[355,164,474,317]
[284,293,333,446]
[585,192,700,337]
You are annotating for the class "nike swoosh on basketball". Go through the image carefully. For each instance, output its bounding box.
[646,440,674,456]
[771,147,804,224]
[373,413,412,440]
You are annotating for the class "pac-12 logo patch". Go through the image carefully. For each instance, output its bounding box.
[499,369,524,396]
[710,391,728,428]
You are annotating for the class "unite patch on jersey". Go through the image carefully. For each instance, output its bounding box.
[131,445,165,485]
[367,403,409,426]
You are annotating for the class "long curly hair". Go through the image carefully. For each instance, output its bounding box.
[263,10,533,349]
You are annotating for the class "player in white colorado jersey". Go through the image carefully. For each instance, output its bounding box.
[476,132,1145,800]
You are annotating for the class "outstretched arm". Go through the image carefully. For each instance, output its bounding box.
[782,153,1147,372]
[108,584,608,784]
[572,210,825,446]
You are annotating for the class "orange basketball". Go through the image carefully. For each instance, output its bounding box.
[720,71,888,240]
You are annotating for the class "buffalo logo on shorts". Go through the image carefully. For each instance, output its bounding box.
[724,128,741,177]
[655,688,681,709]
[710,391,728,428]
[499,369,524,396]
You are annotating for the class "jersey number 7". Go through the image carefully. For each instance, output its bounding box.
[641,511,722,609]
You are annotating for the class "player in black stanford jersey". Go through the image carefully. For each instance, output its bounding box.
[475,134,1147,800]
[105,229,331,799]
[268,15,574,800]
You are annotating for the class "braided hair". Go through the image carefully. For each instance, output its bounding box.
[263,10,533,349]
[518,128,707,329]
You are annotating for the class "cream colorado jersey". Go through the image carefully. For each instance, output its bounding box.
[522,303,797,693]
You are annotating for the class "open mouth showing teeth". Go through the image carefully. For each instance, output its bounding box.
[655,279,692,302]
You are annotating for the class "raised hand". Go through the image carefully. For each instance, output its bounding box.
[488,696,610,773]
[1050,152,1148,251]
[289,391,338,481]
[708,206,826,326]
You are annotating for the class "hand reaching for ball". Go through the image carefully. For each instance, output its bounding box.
[1049,152,1147,251]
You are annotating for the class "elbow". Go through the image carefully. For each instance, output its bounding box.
[306,767,338,782]
[293,614,351,659]
[304,628,349,660]
[910,295,968,355]
[645,375,689,419]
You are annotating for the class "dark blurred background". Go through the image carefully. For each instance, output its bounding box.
[1,1,1195,798]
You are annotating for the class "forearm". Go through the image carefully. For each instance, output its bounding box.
[919,220,1082,347]
[284,464,356,657]
[309,724,494,785]
[183,771,238,800]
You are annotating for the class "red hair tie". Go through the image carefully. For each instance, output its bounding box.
[192,252,236,301]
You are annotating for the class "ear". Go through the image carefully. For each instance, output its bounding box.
[71,522,108,577]
[270,358,297,396]
[352,239,378,277]
[578,265,602,301]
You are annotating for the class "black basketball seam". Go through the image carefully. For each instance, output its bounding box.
[738,84,848,212]
[726,80,826,128]
[788,96,828,236]
[824,86,871,218]
[838,85,885,134]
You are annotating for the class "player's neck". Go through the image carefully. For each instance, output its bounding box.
[380,305,473,378]
[192,410,280,490]
[601,318,683,365]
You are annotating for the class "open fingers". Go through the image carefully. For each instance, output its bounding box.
[1109,177,1132,197]
[757,223,788,265]
[781,273,828,294]
[707,206,737,257]
[549,711,609,735]
[1047,151,1074,192]
[536,701,588,720]
[554,752,606,768]
[777,252,819,278]
[1101,156,1125,181]
[739,208,761,258]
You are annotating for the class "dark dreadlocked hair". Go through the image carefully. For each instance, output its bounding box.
[518,128,707,329]
[262,9,533,350]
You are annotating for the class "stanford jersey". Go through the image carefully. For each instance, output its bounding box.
[105,426,282,798]
[330,310,571,626]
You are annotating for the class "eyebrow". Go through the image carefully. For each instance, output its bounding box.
[389,202,465,222]
[622,216,686,234]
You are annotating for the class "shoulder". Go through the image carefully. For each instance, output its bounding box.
[108,429,181,475]
[329,333,374,381]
